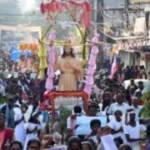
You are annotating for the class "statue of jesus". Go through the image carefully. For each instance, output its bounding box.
[54,40,83,91]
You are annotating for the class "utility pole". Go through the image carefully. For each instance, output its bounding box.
[97,0,104,71]
[104,2,144,29]
[95,0,144,70]
[125,0,130,28]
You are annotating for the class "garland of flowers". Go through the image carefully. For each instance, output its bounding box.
[84,33,100,95]
[19,43,38,51]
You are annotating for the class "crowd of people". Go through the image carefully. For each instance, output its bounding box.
[0,49,150,150]
[121,65,150,80]
[98,64,150,82]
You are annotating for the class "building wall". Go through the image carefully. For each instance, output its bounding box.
[146,61,150,71]
[119,50,141,67]
[119,51,133,66]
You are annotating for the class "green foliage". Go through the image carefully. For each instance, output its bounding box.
[140,102,150,118]
[53,106,72,132]
[141,90,150,101]
[140,90,150,118]
[0,96,8,104]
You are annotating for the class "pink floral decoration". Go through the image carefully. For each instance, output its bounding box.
[45,31,56,91]
[84,33,100,95]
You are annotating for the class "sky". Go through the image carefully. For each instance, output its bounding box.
[0,0,45,26]
[0,0,40,14]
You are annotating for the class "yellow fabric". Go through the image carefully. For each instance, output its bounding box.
[110,45,118,64]
[38,29,48,79]
[38,69,45,79]
[80,59,87,67]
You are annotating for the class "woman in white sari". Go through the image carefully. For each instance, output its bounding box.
[24,111,41,150]
[14,107,26,146]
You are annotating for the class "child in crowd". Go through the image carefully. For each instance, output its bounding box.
[85,119,102,147]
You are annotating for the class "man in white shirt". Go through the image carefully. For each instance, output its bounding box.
[131,97,143,121]
[135,81,147,95]
[108,93,129,115]
[123,111,146,150]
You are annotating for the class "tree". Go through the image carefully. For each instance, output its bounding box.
[140,90,150,118]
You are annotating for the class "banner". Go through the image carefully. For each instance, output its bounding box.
[74,116,107,135]
[101,135,118,150]
[134,17,146,34]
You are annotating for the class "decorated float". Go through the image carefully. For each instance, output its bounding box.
[10,44,38,73]
[39,0,101,117]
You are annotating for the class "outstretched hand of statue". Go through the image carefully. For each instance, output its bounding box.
[72,65,80,72]
[70,61,80,72]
